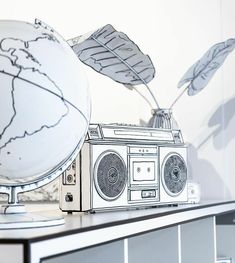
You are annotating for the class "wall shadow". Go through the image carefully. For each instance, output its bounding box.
[206,96,235,150]
[188,143,231,200]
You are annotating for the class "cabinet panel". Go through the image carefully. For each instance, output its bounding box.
[128,226,179,263]
[41,240,124,263]
[0,244,23,263]
[180,217,216,263]
[217,225,235,260]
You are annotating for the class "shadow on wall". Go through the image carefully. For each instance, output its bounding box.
[188,96,235,200]
[188,143,231,200]
[198,96,235,150]
[209,96,235,150]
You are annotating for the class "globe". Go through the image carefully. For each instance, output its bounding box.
[0,19,90,188]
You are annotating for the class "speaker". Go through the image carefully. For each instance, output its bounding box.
[159,146,188,203]
[94,151,127,201]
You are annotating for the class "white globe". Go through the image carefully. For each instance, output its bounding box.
[0,20,90,184]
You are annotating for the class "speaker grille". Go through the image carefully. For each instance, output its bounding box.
[95,151,127,201]
[162,153,187,196]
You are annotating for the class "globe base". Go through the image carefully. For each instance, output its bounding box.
[1,204,26,214]
[0,212,65,229]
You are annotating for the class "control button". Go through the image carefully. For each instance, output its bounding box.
[72,162,76,170]
[142,190,156,198]
[67,174,74,183]
[65,193,73,202]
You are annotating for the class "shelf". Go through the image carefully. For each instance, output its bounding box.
[0,200,235,263]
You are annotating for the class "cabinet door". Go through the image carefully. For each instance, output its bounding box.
[217,213,235,261]
[128,226,179,263]
[217,224,234,261]
[0,244,23,263]
[216,212,235,261]
[41,240,124,263]
[180,217,216,263]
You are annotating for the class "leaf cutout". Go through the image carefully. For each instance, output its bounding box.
[178,38,235,96]
[67,29,96,47]
[69,24,155,86]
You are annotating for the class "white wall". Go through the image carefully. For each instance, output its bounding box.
[0,0,234,201]
[220,0,235,200]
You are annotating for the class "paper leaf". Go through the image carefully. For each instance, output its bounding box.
[69,24,155,86]
[178,38,235,96]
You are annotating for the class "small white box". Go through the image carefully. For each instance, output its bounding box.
[187,182,201,204]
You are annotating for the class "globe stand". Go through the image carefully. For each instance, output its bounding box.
[0,133,85,229]
[0,211,65,229]
[1,204,26,214]
[0,185,65,229]
[0,185,26,214]
[0,164,69,229]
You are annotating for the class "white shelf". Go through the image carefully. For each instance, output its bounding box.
[0,200,235,263]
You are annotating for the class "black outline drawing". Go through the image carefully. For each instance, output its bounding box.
[170,38,235,109]
[0,33,88,153]
[70,24,159,108]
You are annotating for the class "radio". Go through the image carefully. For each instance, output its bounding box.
[59,123,188,212]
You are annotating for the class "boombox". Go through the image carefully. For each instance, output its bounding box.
[59,123,188,212]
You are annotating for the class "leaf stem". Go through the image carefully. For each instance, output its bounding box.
[92,36,160,109]
[145,83,160,109]
[169,86,188,109]
[132,86,154,109]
